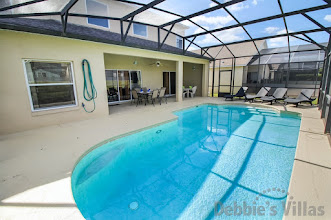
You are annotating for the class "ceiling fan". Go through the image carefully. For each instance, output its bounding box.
[149,60,164,67]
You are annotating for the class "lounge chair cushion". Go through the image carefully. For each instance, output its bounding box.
[284,98,300,104]
[260,96,275,101]
[245,87,271,100]
[224,87,246,100]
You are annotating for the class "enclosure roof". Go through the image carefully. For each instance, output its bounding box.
[248,43,327,65]
[0,0,330,60]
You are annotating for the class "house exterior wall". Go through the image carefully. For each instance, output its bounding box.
[7,0,186,48]
[0,30,208,135]
[103,54,176,90]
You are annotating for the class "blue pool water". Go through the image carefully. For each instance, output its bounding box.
[71,105,301,220]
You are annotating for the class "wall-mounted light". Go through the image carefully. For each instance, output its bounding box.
[133,60,138,65]
[192,65,196,71]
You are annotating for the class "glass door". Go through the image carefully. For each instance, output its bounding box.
[105,70,142,103]
[163,72,170,95]
[170,72,176,95]
[118,70,131,101]
[105,70,119,103]
[130,71,142,91]
[163,72,176,95]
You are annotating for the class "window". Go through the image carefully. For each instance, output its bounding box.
[86,0,109,28]
[176,36,183,49]
[133,23,147,37]
[23,60,77,111]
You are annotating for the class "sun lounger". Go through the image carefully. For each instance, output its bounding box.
[245,87,271,102]
[224,87,248,101]
[261,88,287,105]
[284,89,316,107]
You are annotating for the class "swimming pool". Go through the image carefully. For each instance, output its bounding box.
[71,104,301,219]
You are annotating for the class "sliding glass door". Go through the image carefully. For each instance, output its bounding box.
[118,70,130,101]
[105,70,119,102]
[163,72,176,95]
[130,71,142,90]
[105,70,142,103]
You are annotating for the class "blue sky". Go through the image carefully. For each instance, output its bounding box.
[148,0,331,49]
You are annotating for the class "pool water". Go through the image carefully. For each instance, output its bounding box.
[71,105,301,220]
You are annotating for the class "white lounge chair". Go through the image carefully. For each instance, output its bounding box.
[245,87,271,102]
[284,89,316,107]
[261,88,288,105]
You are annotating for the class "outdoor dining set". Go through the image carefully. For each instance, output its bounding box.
[131,87,169,107]
[131,85,198,107]
[183,86,197,98]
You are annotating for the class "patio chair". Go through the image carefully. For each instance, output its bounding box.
[183,88,189,98]
[158,87,167,104]
[131,90,141,107]
[150,89,159,106]
[261,88,288,105]
[284,89,316,107]
[134,88,141,93]
[107,88,118,102]
[188,86,197,98]
[142,87,147,93]
[224,87,248,101]
[245,87,271,102]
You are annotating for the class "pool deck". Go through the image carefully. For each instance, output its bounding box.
[0,97,330,220]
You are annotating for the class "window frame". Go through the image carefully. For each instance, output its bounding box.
[85,0,110,29]
[132,23,148,38]
[176,36,183,49]
[22,59,78,112]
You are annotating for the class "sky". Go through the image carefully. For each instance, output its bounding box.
[145,0,331,50]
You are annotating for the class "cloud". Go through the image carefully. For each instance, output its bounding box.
[252,0,258,5]
[264,27,280,34]
[193,26,210,34]
[214,0,249,12]
[268,29,297,47]
[188,45,199,51]
[191,15,233,26]
[325,15,331,22]
[209,2,218,7]
[268,37,288,48]
[196,27,245,45]
[227,2,249,12]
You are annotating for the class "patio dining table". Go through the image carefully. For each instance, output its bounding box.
[138,91,152,105]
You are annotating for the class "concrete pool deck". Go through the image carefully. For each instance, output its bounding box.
[0,97,330,220]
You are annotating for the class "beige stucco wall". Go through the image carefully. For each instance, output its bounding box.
[104,54,176,90]
[0,29,208,135]
[9,0,186,48]
[183,62,203,96]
